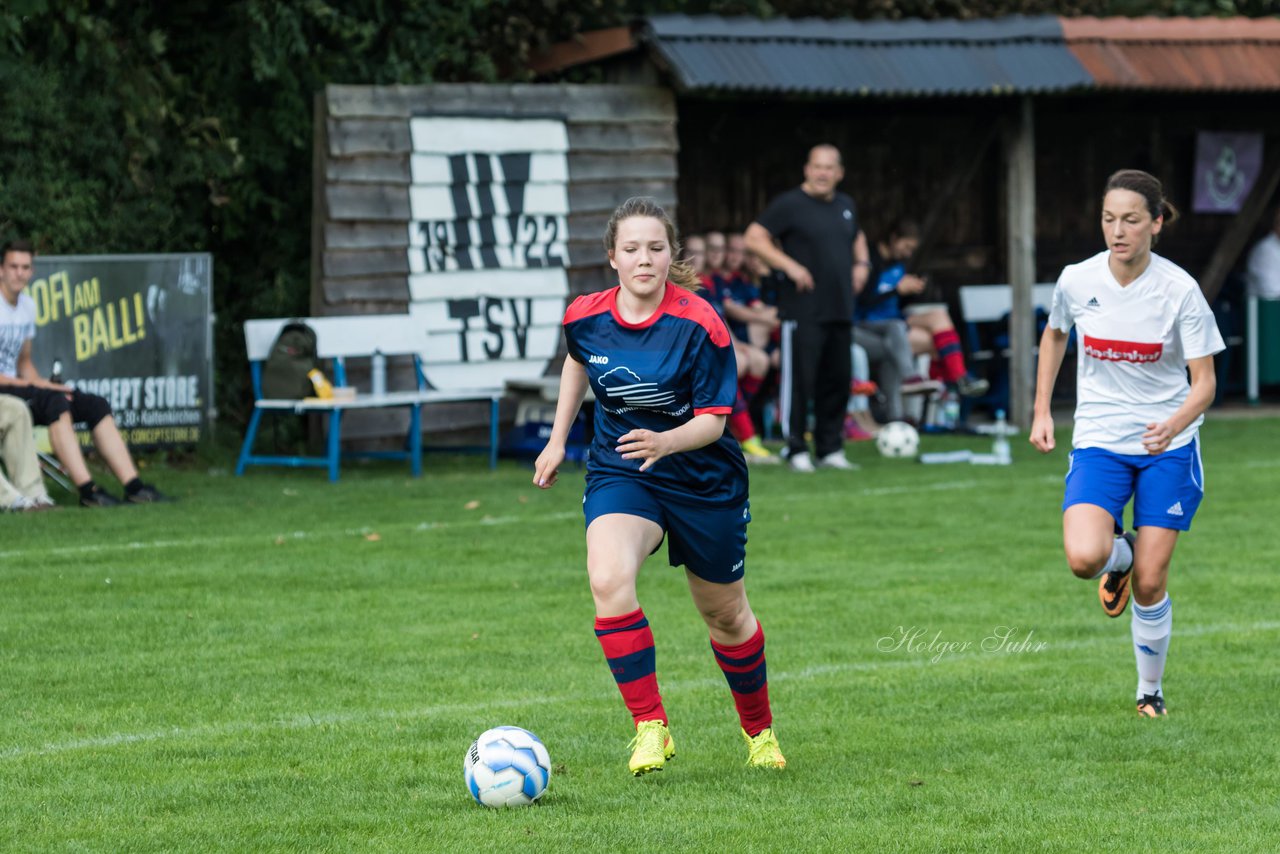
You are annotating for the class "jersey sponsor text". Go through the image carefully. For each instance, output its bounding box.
[1082,334,1163,364]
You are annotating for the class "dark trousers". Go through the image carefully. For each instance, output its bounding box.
[780,320,851,458]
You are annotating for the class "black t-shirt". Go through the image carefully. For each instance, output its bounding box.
[755,186,858,323]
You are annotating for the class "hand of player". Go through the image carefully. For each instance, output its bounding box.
[1029,413,1055,453]
[786,261,815,292]
[532,442,566,489]
[1141,421,1175,455]
[898,275,927,296]
[616,429,673,472]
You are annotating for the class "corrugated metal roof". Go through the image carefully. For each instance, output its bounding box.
[1062,17,1280,91]
[643,14,1093,97]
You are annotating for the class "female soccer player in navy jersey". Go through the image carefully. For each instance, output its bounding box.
[1030,170,1224,718]
[533,197,785,774]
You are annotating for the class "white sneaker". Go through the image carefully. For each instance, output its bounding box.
[817,451,859,470]
[789,451,815,473]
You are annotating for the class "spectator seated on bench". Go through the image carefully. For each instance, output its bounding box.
[237,316,501,482]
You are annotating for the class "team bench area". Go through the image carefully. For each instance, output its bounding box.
[237,315,502,482]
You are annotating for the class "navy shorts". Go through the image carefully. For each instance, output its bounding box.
[1062,439,1204,532]
[583,474,750,584]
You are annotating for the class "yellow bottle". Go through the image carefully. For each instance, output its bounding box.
[307,368,334,399]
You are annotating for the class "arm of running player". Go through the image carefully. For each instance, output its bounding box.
[532,357,589,489]
[1030,326,1071,453]
[745,223,813,291]
[1141,355,1216,455]
[617,413,727,473]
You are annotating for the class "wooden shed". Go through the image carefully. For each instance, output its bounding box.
[312,84,678,441]
[313,15,1280,439]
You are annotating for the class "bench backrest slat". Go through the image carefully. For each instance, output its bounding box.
[244,316,431,362]
[958,284,1057,323]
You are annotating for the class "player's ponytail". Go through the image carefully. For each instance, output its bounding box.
[604,196,700,290]
[1104,170,1179,235]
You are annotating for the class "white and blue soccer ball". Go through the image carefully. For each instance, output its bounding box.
[876,420,920,458]
[464,726,551,807]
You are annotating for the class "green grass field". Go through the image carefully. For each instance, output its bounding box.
[3,416,1279,852]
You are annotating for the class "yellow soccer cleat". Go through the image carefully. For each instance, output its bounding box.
[740,436,781,465]
[628,720,675,776]
[742,727,786,769]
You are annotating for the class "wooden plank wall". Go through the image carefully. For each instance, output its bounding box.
[312,83,678,440]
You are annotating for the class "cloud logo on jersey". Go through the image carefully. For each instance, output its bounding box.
[597,366,676,410]
[1082,335,1163,364]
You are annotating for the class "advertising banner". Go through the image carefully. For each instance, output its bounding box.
[28,254,214,448]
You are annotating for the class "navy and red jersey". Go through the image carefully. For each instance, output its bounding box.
[563,282,748,505]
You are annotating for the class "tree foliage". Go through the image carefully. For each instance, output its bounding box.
[1,0,1276,424]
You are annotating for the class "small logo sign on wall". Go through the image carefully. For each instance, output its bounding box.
[1193,131,1262,214]
[406,116,570,391]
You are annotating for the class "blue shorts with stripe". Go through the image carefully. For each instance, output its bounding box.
[1062,438,1204,532]
[583,474,749,584]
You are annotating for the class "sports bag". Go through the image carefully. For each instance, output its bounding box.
[260,321,319,399]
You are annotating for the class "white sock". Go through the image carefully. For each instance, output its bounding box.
[1131,594,1172,700]
[1092,534,1134,579]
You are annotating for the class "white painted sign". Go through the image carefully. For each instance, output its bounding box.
[406,116,570,391]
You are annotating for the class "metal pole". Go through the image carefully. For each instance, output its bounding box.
[1247,294,1259,405]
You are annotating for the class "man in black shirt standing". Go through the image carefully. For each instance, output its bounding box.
[745,145,869,472]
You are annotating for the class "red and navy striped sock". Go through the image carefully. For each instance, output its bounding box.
[933,329,967,382]
[711,622,772,736]
[728,388,756,441]
[595,608,666,726]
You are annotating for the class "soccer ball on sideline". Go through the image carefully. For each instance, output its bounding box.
[464,726,552,807]
[876,421,920,458]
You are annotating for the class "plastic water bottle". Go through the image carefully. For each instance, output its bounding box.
[943,394,960,431]
[50,359,64,384]
[371,350,387,396]
[992,409,1012,464]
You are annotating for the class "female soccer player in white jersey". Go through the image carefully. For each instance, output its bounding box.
[532,197,785,774]
[1030,170,1224,718]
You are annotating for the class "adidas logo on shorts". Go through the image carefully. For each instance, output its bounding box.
[1166,501,1184,517]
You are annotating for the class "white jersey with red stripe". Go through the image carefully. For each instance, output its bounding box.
[1048,250,1224,455]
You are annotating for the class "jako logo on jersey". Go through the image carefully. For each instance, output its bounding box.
[598,366,676,408]
[1083,335,1162,363]
[1166,501,1184,516]
[588,354,609,365]
[1087,297,1101,307]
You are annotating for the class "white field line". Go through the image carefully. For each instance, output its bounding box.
[0,511,584,561]
[0,480,993,561]
[4,618,1277,762]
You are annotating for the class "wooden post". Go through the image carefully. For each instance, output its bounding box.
[1006,96,1037,430]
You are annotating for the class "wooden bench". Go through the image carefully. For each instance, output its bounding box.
[955,284,1057,413]
[236,316,502,481]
